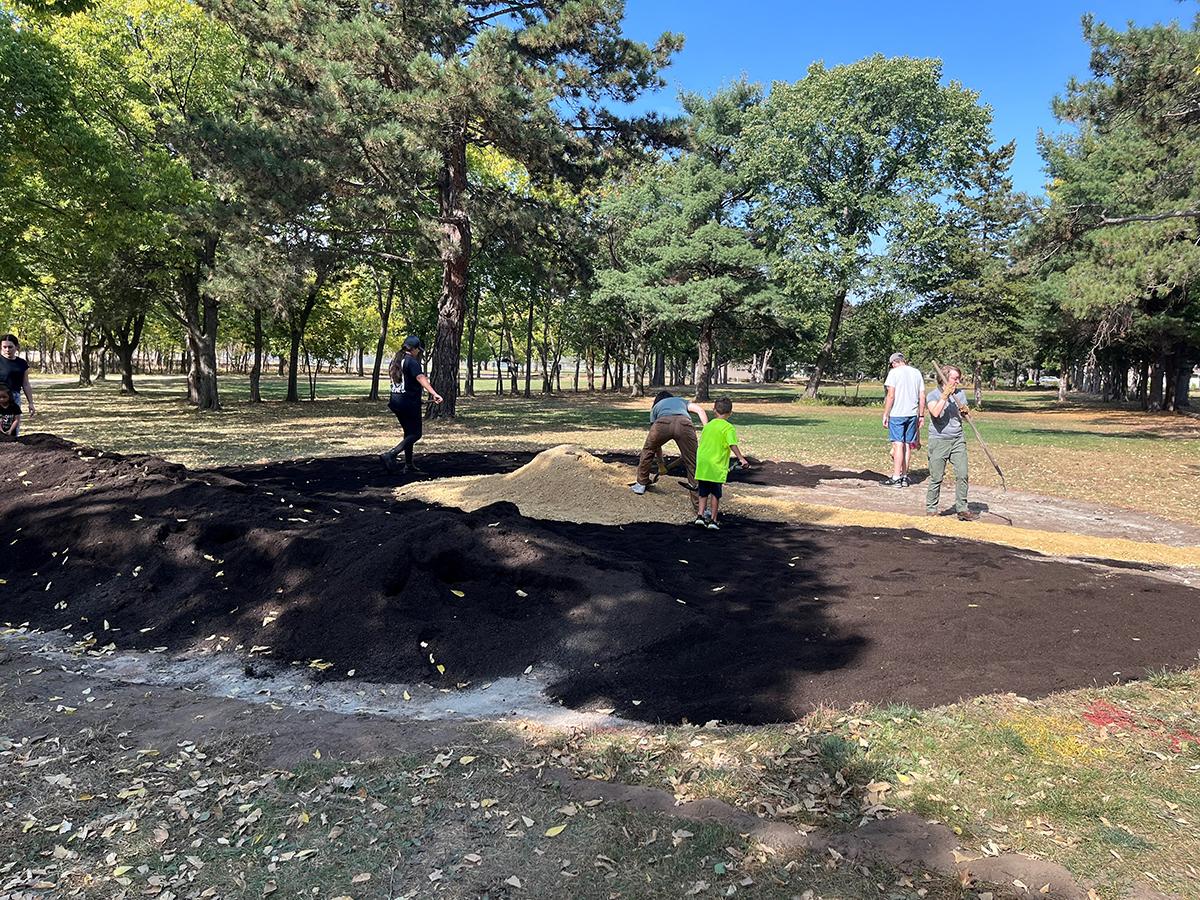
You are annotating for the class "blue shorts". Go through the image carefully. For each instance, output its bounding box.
[887,416,918,443]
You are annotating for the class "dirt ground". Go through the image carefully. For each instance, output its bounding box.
[596,452,1200,549]
[4,435,1200,726]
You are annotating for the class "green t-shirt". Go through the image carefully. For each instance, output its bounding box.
[695,418,737,483]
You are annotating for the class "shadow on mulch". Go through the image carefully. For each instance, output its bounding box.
[4,435,1200,725]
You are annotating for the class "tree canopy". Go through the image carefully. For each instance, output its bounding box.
[1,3,1196,411]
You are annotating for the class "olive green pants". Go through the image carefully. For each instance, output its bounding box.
[926,435,969,513]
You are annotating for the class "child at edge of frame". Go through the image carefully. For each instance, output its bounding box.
[0,384,20,439]
[692,396,750,531]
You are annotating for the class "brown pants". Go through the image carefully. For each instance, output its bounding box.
[636,415,697,486]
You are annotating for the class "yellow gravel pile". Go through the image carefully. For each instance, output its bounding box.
[396,444,698,525]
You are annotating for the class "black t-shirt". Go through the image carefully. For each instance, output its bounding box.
[0,356,28,400]
[392,354,422,398]
[0,403,18,431]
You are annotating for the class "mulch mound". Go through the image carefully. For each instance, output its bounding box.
[4,434,1200,725]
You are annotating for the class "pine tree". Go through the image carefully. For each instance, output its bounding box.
[210,0,681,416]
[593,82,777,400]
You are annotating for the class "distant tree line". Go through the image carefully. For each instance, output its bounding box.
[1,1,1196,412]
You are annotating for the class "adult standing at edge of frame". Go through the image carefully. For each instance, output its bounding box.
[881,351,925,487]
[0,334,36,421]
[380,335,442,475]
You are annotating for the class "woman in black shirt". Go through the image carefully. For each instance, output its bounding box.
[381,335,443,474]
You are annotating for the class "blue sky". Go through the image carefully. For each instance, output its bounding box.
[618,0,1191,196]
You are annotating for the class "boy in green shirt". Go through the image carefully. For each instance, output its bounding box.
[693,397,750,530]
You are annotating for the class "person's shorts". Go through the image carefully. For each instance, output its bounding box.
[696,480,723,499]
[887,416,918,443]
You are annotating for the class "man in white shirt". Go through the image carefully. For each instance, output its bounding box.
[881,351,926,487]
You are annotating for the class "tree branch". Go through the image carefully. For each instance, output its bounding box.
[467,2,542,28]
[1095,208,1200,227]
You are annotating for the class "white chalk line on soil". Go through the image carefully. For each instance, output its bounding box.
[0,627,628,730]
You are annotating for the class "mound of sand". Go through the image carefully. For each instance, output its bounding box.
[396,444,701,525]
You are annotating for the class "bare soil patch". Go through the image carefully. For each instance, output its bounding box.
[4,435,1200,726]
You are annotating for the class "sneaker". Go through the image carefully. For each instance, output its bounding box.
[706,520,720,531]
[693,516,707,528]
[883,476,904,487]
[631,482,647,495]
[957,510,979,522]
[900,475,911,488]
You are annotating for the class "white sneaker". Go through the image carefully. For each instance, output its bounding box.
[631,482,647,495]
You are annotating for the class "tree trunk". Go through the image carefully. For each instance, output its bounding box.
[600,346,609,391]
[539,300,556,394]
[113,313,145,394]
[250,308,264,402]
[1175,356,1192,409]
[505,327,519,395]
[429,134,471,417]
[586,348,595,391]
[1148,353,1165,411]
[1163,352,1179,412]
[78,331,95,386]
[651,350,665,387]
[285,274,327,403]
[465,282,481,397]
[176,237,221,411]
[574,356,580,392]
[630,335,650,398]
[1057,359,1070,403]
[804,287,849,398]
[287,329,303,401]
[694,320,715,403]
[369,271,396,401]
[523,294,535,399]
[972,359,983,406]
